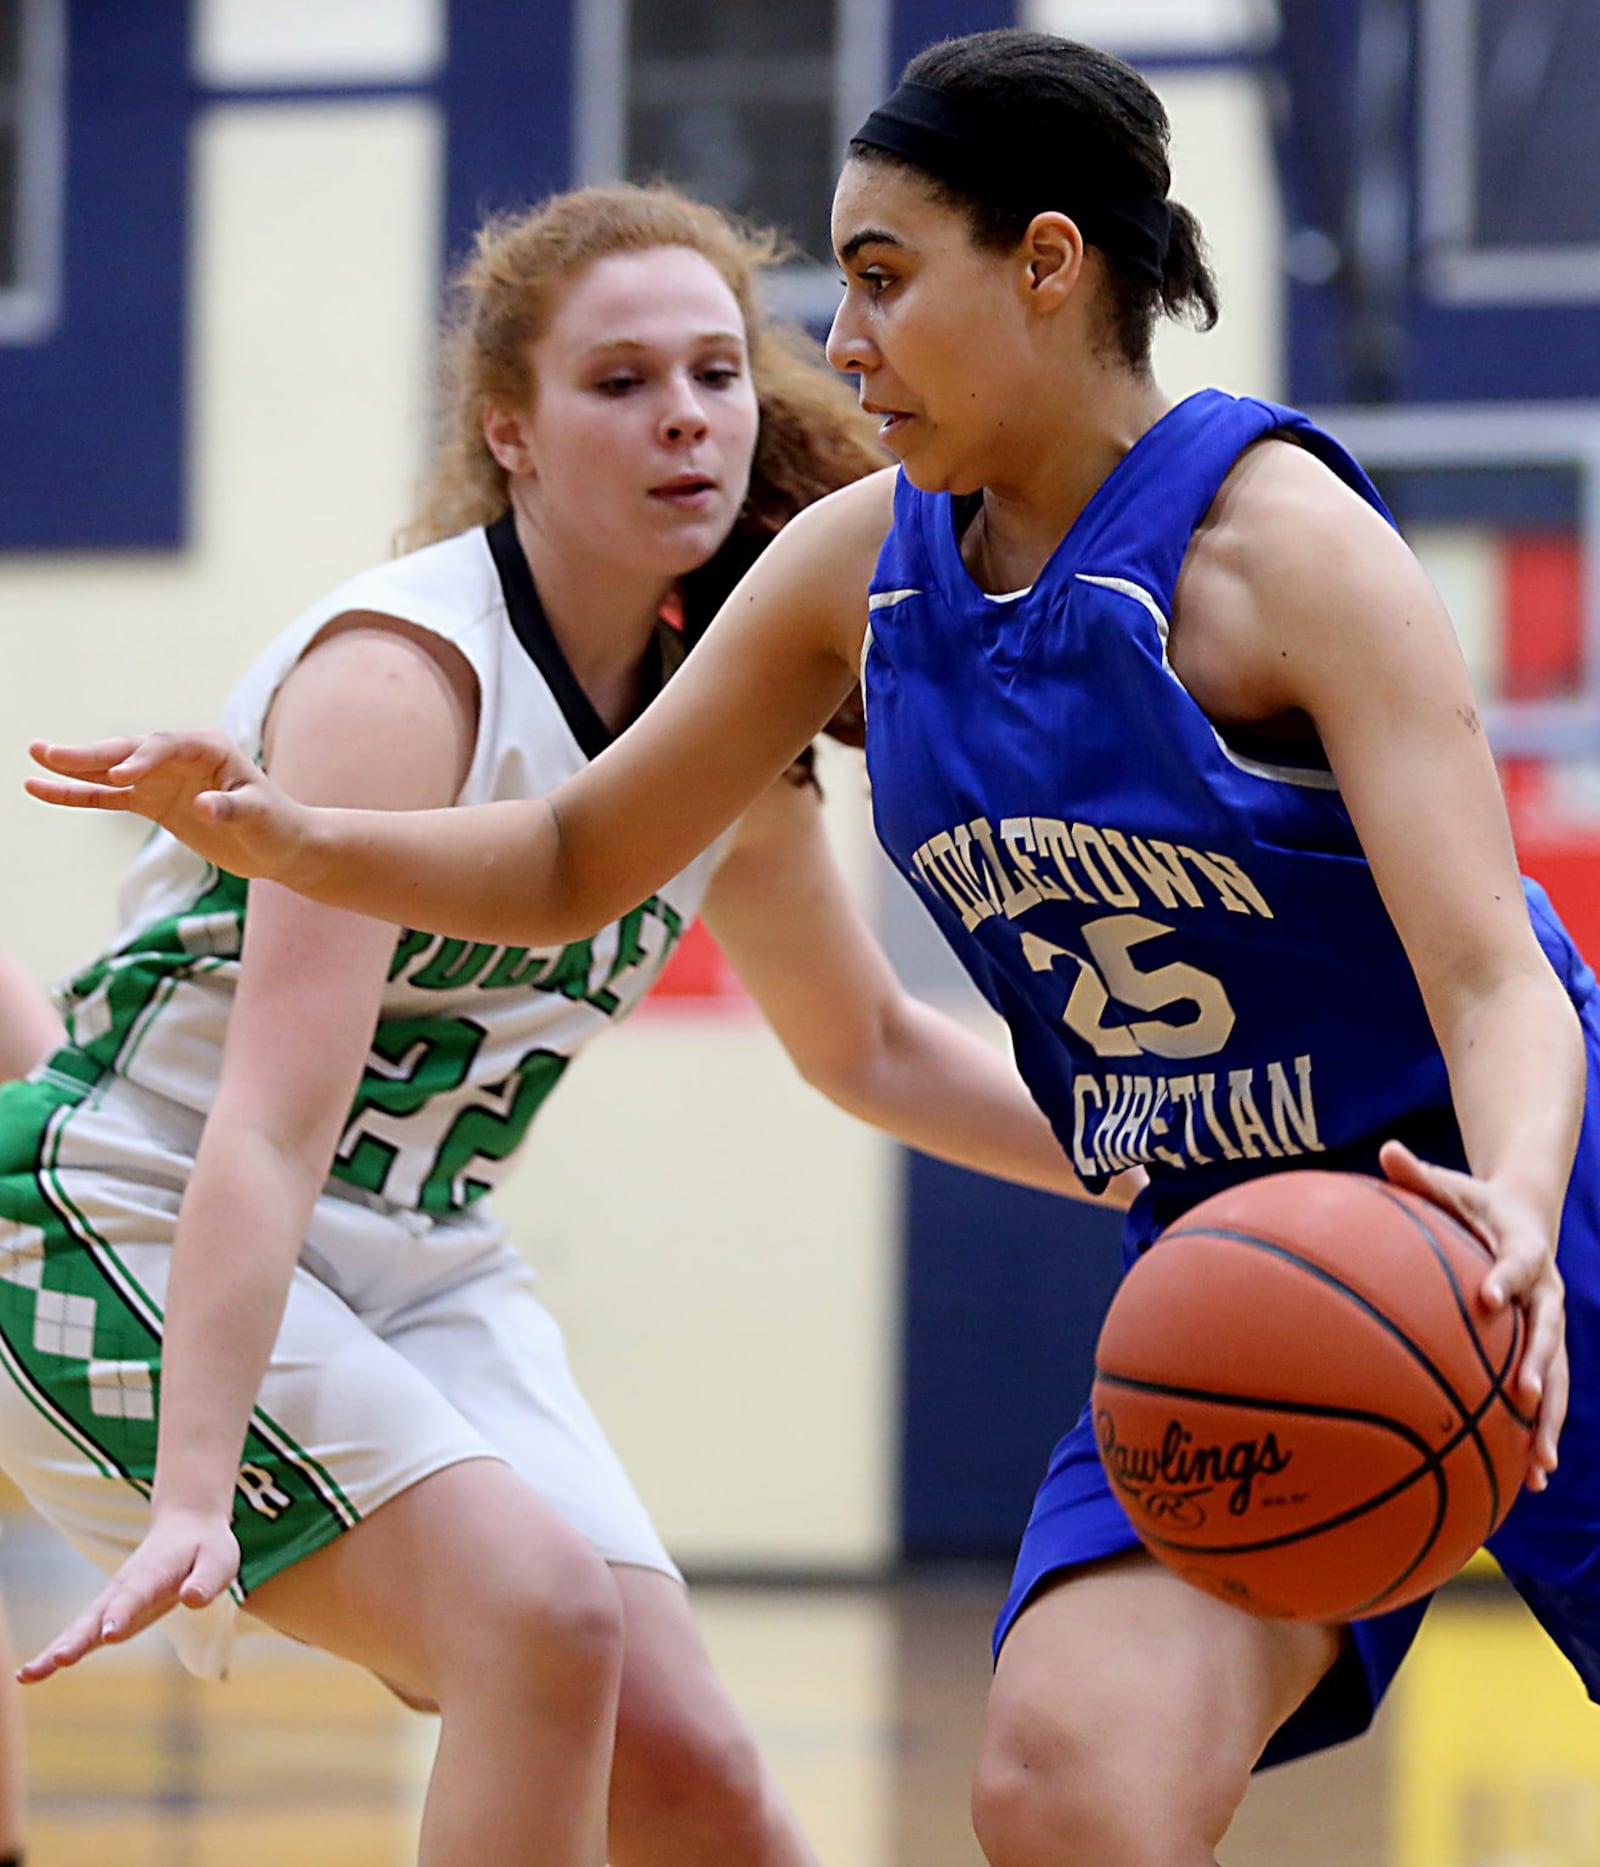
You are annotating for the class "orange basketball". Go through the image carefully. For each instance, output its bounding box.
[1091,1170,1533,1622]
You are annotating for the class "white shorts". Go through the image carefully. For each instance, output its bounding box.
[0,1064,677,1679]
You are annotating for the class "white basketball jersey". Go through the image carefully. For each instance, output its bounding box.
[58,517,725,1212]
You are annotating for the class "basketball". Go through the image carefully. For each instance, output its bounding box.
[1091,1171,1534,1622]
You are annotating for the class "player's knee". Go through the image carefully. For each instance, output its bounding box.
[971,1695,1247,1867]
[454,1541,624,1706]
[613,1697,771,1847]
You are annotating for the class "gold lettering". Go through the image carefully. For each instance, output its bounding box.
[1178,848,1256,917]
[1197,1072,1242,1160]
[1146,1080,1187,1170]
[1000,816,1069,902]
[1071,823,1141,909]
[1200,851,1273,919]
[1071,1076,1103,1179]
[1267,1054,1324,1155]
[969,816,1042,920]
[951,824,1003,913]
[1167,1075,1212,1166]
[1114,1076,1155,1163]
[1228,1068,1283,1160]
[1032,818,1098,905]
[1101,831,1205,911]
[919,834,995,930]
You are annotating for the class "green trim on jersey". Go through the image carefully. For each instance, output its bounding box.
[0,1072,360,1593]
[61,864,248,1074]
[75,861,688,1216]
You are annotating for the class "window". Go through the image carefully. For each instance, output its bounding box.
[1423,0,1600,302]
[0,0,64,342]
[577,0,887,320]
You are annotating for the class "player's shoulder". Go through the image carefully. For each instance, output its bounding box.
[341,526,500,634]
[778,467,897,558]
[729,469,897,664]
[1177,427,1443,712]
[279,533,493,737]
[1200,435,1407,595]
[298,527,498,652]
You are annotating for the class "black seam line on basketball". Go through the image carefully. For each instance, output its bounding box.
[1095,1369,1496,1567]
[1127,1451,1449,1619]
[1155,1224,1500,1478]
[1160,1220,1527,1543]
[1368,1183,1535,1433]
[1134,1454,1448,1621]
[1096,1354,1507,1528]
[1112,1402,1447,1556]
[1366,1184,1531,1530]
[1094,1370,1441,1449]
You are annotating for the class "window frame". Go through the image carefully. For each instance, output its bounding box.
[1421,0,1600,306]
[0,0,66,343]
[573,0,889,322]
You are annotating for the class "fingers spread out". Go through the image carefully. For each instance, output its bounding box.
[29,736,145,778]
[106,732,223,784]
[22,775,135,811]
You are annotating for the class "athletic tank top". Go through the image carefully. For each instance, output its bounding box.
[862,388,1593,1234]
[55,514,724,1213]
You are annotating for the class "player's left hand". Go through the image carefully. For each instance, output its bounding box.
[1380,1138,1565,1493]
[17,1506,240,1684]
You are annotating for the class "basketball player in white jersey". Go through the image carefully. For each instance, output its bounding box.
[0,951,59,1086]
[0,187,1121,1867]
[0,946,60,1867]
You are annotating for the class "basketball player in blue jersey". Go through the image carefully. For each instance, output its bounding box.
[28,29,1600,1865]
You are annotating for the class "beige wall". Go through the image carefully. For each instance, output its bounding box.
[1152,68,1284,402]
[1025,2,1286,400]
[1,99,442,981]
[2,85,896,1567]
[504,739,900,1570]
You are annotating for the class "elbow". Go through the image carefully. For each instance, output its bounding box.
[793,1046,868,1109]
[788,1010,898,1118]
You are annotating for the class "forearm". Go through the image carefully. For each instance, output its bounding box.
[150,1124,326,1516]
[811,995,1138,1207]
[287,797,578,946]
[1439,967,1585,1232]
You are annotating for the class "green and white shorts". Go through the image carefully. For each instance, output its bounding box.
[0,1052,677,1679]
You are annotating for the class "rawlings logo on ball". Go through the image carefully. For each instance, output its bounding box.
[1097,1411,1294,1524]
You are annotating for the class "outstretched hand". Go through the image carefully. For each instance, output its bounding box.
[27,731,308,882]
[19,1508,240,1683]
[1381,1138,1566,1492]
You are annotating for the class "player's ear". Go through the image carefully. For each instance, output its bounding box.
[1018,212,1085,311]
[483,403,534,476]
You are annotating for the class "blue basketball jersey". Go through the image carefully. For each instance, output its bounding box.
[863,388,1593,1235]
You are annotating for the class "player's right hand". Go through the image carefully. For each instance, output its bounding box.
[27,730,307,882]
[18,1507,240,1682]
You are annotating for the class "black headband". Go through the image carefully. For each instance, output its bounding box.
[849,80,1172,285]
